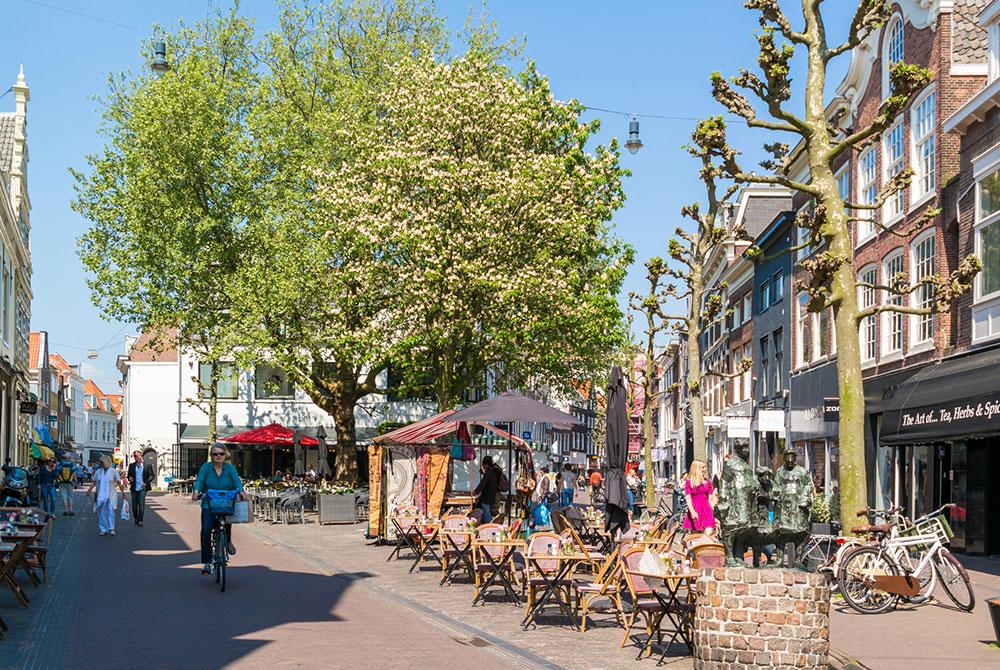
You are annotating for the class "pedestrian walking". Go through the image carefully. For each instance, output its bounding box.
[56,457,77,515]
[39,458,57,516]
[75,462,84,487]
[87,456,121,536]
[558,463,575,507]
[682,459,717,535]
[127,451,154,527]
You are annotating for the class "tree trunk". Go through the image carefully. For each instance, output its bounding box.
[642,328,657,508]
[332,400,359,483]
[687,266,706,465]
[207,362,219,447]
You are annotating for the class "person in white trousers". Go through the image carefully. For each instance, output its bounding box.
[86,455,120,536]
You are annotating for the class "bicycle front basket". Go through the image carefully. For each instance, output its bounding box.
[206,489,237,515]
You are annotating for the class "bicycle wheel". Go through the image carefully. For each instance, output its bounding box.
[934,548,974,611]
[213,526,227,591]
[894,548,936,605]
[837,546,900,614]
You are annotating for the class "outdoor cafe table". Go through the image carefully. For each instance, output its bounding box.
[387,517,440,573]
[521,552,591,630]
[625,569,699,654]
[1,530,40,587]
[471,539,524,607]
[439,529,476,586]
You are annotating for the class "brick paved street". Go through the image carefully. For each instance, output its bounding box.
[4,490,999,669]
[0,491,517,670]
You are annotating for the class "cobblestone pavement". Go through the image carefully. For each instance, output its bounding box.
[0,491,517,670]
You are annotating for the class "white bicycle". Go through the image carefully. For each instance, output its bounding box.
[838,504,974,614]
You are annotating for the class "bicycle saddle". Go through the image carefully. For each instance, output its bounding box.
[850,523,892,535]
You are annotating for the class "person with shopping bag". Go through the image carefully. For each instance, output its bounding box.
[86,456,121,536]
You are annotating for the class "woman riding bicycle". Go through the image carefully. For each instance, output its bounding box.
[192,444,246,575]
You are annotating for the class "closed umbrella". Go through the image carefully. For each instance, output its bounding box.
[293,432,305,476]
[605,366,629,537]
[316,425,332,478]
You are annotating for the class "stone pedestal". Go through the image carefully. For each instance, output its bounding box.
[693,568,830,669]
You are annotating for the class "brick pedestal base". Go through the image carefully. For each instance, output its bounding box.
[693,568,830,669]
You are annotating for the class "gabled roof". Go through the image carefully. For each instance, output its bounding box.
[28,331,46,371]
[0,114,14,180]
[126,329,178,363]
[83,379,120,415]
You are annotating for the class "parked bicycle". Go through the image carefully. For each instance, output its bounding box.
[838,503,974,614]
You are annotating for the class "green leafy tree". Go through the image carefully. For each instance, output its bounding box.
[712,0,980,529]
[230,0,446,482]
[313,47,633,411]
[73,9,263,445]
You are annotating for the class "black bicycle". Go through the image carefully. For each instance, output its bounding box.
[205,490,239,592]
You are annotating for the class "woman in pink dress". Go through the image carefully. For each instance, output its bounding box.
[682,460,717,535]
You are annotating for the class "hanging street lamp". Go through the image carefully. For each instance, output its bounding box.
[625,115,643,154]
[150,40,170,75]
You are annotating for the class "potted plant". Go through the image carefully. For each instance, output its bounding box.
[810,493,832,536]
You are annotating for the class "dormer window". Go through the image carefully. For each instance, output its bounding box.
[882,15,905,98]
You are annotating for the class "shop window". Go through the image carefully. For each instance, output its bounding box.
[911,89,937,200]
[910,233,935,346]
[883,119,906,221]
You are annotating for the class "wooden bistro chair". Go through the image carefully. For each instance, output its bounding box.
[524,532,576,620]
[472,523,519,604]
[22,517,51,584]
[690,542,726,571]
[619,547,667,657]
[559,514,605,572]
[439,514,472,584]
[574,551,624,633]
[387,505,420,562]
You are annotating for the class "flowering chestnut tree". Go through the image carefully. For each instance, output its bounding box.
[314,50,632,411]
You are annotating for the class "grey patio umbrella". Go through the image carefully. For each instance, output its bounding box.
[293,431,305,476]
[604,366,629,537]
[450,391,582,514]
[316,425,332,478]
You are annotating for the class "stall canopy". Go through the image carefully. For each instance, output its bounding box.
[373,409,529,450]
[220,422,319,446]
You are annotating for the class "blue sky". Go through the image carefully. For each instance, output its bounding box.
[0,0,855,390]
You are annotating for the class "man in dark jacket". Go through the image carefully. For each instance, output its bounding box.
[127,451,155,527]
[474,456,501,523]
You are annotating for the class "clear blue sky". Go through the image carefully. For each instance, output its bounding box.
[0,0,855,390]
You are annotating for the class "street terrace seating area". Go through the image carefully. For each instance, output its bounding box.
[0,507,51,639]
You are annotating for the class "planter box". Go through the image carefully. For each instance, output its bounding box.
[318,493,356,524]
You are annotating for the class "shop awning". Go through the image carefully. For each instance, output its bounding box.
[220,422,319,446]
[880,347,1000,445]
[373,409,529,451]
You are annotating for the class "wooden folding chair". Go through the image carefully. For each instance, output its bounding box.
[619,547,666,657]
[690,542,726,570]
[0,540,31,609]
[439,514,472,583]
[574,551,624,633]
[524,532,575,617]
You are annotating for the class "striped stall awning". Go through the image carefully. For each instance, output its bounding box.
[373,409,529,451]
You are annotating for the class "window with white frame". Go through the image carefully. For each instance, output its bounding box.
[859,265,878,362]
[883,16,904,97]
[882,251,904,354]
[731,350,742,402]
[883,119,905,220]
[742,344,752,399]
[858,147,878,242]
[837,166,850,202]
[911,233,935,345]
[796,292,812,367]
[977,165,1000,300]
[911,90,937,200]
[742,294,752,324]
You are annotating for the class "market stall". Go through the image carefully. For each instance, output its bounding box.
[368,410,529,540]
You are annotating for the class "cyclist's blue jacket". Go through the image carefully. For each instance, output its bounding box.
[194,462,244,510]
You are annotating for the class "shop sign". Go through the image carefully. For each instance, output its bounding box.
[728,416,751,438]
[887,395,1000,442]
[522,430,531,441]
[823,398,840,422]
[758,409,785,432]
[19,401,36,414]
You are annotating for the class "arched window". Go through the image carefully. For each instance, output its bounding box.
[882,16,905,98]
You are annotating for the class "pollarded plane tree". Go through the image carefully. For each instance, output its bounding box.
[711,0,980,530]
[654,119,752,469]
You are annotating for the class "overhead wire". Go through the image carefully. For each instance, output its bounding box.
[16,0,143,32]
